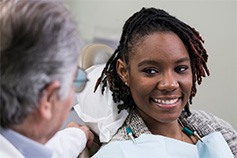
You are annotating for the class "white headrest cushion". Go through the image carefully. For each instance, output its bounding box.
[74,64,128,143]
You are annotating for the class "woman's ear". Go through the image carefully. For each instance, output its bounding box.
[38,81,60,120]
[116,59,129,86]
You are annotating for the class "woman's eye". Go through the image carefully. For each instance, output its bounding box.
[143,68,158,75]
[175,66,188,73]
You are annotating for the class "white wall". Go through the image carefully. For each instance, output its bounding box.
[66,0,237,130]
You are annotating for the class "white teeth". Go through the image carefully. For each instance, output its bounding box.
[153,98,178,105]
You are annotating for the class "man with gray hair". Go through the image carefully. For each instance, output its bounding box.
[0,0,94,157]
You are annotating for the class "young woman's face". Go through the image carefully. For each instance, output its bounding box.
[122,32,193,125]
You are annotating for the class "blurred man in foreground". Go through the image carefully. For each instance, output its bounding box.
[0,0,93,157]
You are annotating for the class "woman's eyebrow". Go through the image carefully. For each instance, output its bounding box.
[138,60,160,67]
[138,57,190,67]
[175,57,190,64]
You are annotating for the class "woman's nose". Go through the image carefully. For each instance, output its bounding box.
[157,72,179,91]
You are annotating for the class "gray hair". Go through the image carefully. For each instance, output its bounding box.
[0,0,82,128]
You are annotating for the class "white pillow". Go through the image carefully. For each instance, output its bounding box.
[74,64,128,143]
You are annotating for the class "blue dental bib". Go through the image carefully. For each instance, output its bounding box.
[92,132,233,158]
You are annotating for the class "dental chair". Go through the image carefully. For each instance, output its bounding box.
[78,43,114,70]
[66,43,114,158]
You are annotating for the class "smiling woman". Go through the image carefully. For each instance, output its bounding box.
[91,7,237,157]
[66,0,237,131]
[117,32,193,126]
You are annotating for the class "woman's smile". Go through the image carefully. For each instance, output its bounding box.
[150,97,181,109]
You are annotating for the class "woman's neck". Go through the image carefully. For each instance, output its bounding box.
[135,108,197,144]
[147,119,182,140]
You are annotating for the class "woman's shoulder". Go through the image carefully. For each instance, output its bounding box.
[183,110,236,134]
[189,110,235,129]
[182,110,237,156]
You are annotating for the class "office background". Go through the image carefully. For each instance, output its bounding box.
[65,0,237,130]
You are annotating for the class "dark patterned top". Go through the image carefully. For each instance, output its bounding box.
[109,109,237,157]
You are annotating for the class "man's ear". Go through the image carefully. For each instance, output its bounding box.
[116,59,129,86]
[38,81,60,120]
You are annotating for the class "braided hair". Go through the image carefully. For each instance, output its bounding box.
[94,7,209,116]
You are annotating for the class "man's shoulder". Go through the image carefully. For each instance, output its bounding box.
[0,134,24,158]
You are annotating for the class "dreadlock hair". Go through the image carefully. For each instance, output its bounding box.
[94,7,209,116]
